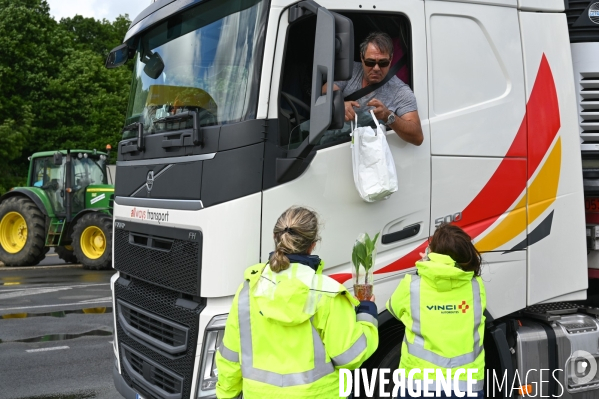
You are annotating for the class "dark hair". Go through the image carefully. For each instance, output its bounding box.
[269,206,320,272]
[429,223,482,276]
[360,32,394,59]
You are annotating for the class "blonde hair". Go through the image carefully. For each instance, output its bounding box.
[269,206,320,273]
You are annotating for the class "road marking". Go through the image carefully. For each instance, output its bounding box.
[0,283,109,300]
[0,264,83,271]
[0,299,112,312]
[80,296,112,303]
[26,346,70,353]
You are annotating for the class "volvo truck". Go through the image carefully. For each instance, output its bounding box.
[106,0,599,397]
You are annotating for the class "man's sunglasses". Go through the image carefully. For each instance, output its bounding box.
[363,58,391,68]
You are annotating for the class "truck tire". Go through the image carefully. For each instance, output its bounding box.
[0,196,46,266]
[55,245,78,264]
[72,212,112,270]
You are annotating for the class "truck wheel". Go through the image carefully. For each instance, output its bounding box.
[55,245,78,264]
[72,213,112,270]
[0,196,46,266]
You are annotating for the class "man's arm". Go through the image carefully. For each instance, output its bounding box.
[322,83,361,122]
[368,99,423,146]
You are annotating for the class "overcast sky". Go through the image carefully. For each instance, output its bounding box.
[46,0,151,22]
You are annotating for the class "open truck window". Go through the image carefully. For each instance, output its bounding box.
[278,12,412,150]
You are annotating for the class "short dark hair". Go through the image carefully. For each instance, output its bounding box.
[360,32,394,59]
[429,223,482,276]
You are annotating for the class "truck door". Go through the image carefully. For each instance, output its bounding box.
[425,0,528,317]
[261,0,431,297]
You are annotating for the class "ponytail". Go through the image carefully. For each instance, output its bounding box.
[269,207,320,273]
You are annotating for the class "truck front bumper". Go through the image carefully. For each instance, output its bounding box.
[113,363,138,399]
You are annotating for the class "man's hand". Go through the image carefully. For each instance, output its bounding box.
[367,98,390,121]
[367,98,424,146]
[345,101,360,122]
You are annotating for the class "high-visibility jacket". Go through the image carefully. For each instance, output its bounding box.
[216,260,379,398]
[386,253,486,391]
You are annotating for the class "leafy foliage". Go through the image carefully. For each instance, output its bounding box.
[0,0,132,193]
[352,232,380,284]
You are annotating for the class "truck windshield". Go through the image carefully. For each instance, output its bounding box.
[124,0,267,138]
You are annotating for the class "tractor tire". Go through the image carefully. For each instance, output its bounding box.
[72,213,112,270]
[55,245,78,264]
[0,196,46,266]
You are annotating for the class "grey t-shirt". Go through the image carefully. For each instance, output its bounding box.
[335,62,418,117]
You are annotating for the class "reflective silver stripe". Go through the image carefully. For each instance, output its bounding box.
[331,334,367,366]
[219,343,239,362]
[357,312,378,328]
[408,277,483,368]
[237,281,335,386]
[472,278,482,356]
[410,276,425,348]
[387,300,399,320]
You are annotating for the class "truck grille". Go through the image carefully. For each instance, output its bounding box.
[113,221,202,296]
[122,344,184,398]
[580,72,599,143]
[115,277,204,399]
[118,299,188,353]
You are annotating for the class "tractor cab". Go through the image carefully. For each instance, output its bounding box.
[29,150,109,216]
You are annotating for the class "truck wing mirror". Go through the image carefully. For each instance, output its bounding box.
[308,8,353,146]
[105,43,131,69]
[333,13,354,81]
[276,2,353,183]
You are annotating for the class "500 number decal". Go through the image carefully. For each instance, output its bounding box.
[435,212,462,227]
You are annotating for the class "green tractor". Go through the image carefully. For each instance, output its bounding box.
[0,149,114,269]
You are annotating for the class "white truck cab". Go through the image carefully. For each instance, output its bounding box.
[107,0,599,398]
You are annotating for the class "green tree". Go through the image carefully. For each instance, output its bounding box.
[59,14,131,57]
[0,0,132,193]
[0,0,67,191]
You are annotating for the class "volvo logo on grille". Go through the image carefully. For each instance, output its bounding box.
[146,170,154,192]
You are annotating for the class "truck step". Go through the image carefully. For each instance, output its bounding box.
[522,302,599,322]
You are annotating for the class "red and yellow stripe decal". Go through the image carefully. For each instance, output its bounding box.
[331,55,562,284]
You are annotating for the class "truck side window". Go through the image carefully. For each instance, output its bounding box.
[278,12,412,150]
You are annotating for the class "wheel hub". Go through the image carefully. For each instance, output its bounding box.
[80,225,106,260]
[0,212,27,254]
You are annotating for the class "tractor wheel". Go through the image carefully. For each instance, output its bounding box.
[55,245,78,264]
[0,196,46,266]
[72,213,112,270]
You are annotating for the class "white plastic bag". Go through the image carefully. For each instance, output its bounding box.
[351,110,398,202]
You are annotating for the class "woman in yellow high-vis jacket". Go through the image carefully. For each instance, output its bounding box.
[216,206,379,398]
[387,223,486,399]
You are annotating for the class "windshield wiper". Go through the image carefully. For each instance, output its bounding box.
[121,122,144,153]
[154,111,203,148]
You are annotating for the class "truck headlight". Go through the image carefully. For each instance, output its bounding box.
[197,314,228,398]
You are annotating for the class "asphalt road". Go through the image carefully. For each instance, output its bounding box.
[0,262,118,399]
